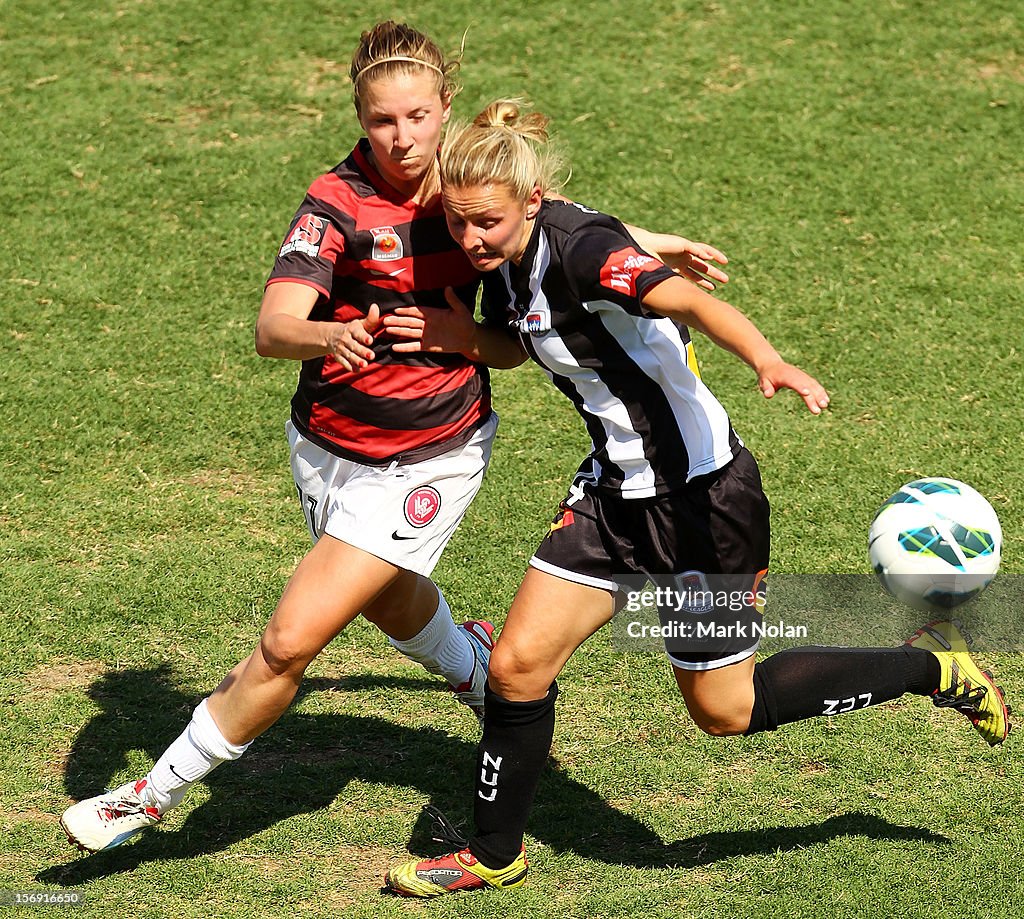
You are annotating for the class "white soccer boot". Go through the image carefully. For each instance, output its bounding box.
[450,620,495,721]
[60,779,161,853]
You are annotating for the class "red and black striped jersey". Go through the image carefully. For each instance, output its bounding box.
[267,139,489,465]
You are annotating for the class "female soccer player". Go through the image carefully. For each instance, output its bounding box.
[59,25,729,854]
[382,99,1011,897]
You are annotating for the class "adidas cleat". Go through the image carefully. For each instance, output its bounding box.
[906,619,1011,746]
[450,620,495,721]
[59,779,160,853]
[384,846,527,897]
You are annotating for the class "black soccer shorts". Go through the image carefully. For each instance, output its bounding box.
[530,447,771,671]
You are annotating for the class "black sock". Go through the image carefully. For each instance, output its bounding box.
[745,646,939,734]
[469,682,558,869]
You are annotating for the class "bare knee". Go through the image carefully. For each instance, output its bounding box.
[685,701,751,737]
[673,658,755,737]
[487,643,553,702]
[259,627,317,680]
[487,644,527,697]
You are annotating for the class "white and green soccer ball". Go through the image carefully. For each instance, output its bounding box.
[868,477,1001,611]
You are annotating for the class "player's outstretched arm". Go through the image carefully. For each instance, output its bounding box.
[641,275,830,415]
[382,287,528,369]
[255,280,380,371]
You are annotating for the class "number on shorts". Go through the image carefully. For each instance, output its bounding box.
[296,487,320,539]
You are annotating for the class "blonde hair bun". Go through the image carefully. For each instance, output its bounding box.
[442,98,565,200]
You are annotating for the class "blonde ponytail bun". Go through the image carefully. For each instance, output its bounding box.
[441,98,564,201]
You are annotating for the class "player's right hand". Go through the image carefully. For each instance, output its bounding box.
[383,288,475,355]
[325,303,381,371]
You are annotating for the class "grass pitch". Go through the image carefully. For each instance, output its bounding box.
[2,1,1022,916]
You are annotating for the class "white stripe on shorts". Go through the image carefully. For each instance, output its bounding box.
[527,555,624,592]
[666,645,759,672]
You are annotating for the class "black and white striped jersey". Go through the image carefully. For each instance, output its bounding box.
[481,200,741,498]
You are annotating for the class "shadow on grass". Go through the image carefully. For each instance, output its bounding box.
[40,666,947,885]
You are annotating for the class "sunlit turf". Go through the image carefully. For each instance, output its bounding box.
[2,1,1021,916]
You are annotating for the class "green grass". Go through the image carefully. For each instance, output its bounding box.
[2,0,1022,916]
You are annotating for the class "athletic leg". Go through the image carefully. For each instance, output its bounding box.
[367,576,495,718]
[60,535,403,851]
[384,567,617,896]
[473,568,617,860]
[672,645,940,736]
[660,448,938,735]
[315,414,501,714]
[206,536,402,743]
[675,627,1009,746]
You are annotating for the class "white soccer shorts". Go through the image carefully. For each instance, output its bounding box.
[286,413,498,576]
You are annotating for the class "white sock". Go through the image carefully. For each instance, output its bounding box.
[389,589,476,687]
[141,698,251,813]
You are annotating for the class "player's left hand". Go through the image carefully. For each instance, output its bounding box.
[757,360,831,415]
[658,238,729,290]
[383,287,476,354]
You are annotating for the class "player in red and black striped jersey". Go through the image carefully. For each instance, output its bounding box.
[59,26,736,857]
[267,137,490,465]
[59,21,504,855]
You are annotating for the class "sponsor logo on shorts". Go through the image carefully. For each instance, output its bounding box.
[548,506,575,533]
[370,226,403,261]
[279,214,325,258]
[404,486,441,528]
[599,246,658,298]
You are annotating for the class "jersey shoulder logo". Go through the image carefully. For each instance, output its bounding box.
[404,486,441,528]
[279,214,326,258]
[370,226,403,261]
[524,310,549,333]
[599,246,658,298]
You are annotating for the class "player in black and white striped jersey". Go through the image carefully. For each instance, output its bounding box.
[57,28,736,859]
[481,197,742,498]
[381,98,1008,898]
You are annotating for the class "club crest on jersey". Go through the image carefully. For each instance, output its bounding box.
[404,486,441,528]
[515,303,552,335]
[370,226,403,261]
[279,214,325,258]
[599,246,658,298]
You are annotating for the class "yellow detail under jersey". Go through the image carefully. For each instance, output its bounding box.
[685,340,701,380]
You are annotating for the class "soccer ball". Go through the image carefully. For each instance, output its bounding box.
[868,477,1001,611]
